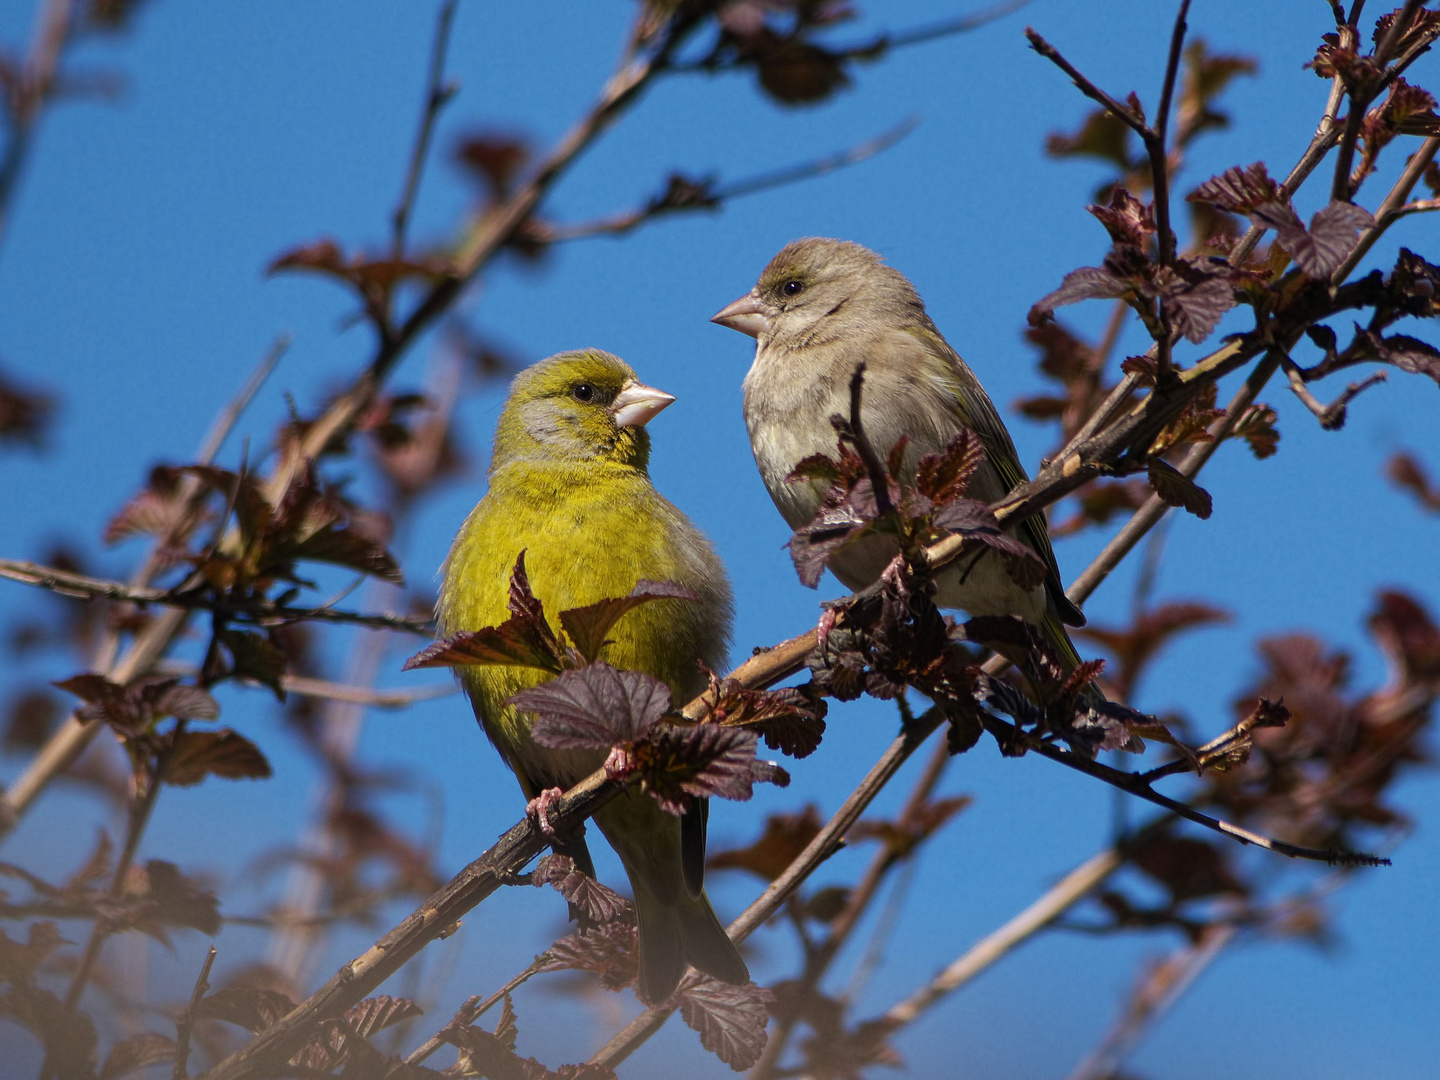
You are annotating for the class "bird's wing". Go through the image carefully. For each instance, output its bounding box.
[902,322,1086,628]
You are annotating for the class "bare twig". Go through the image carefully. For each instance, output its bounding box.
[1024,28,1150,142]
[46,729,181,1079]
[539,117,918,242]
[278,675,456,708]
[1281,354,1387,430]
[173,945,218,1080]
[1151,0,1191,267]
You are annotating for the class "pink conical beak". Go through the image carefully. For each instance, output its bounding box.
[711,290,772,339]
[610,380,675,428]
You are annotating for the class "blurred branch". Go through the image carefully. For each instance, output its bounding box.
[0,558,434,634]
[589,707,948,1070]
[751,730,953,1080]
[0,0,72,253]
[278,675,456,708]
[878,845,1125,1030]
[538,116,919,243]
[195,767,625,1080]
[0,340,286,838]
[1067,922,1238,1080]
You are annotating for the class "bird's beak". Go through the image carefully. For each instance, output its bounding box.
[711,290,772,339]
[611,380,675,428]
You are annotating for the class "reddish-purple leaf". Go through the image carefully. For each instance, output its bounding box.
[1187,162,1278,212]
[559,580,700,664]
[515,663,671,749]
[345,995,424,1039]
[914,429,985,505]
[166,729,271,786]
[1088,187,1155,246]
[532,854,633,926]
[197,987,298,1032]
[403,616,566,675]
[1284,201,1374,279]
[1029,266,1131,323]
[677,976,775,1072]
[1146,459,1213,518]
[99,1032,176,1080]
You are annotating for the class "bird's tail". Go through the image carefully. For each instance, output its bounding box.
[631,879,749,1005]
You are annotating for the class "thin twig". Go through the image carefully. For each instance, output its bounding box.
[1151,0,1191,268]
[994,717,1387,865]
[47,729,181,1079]
[404,954,553,1066]
[390,0,459,260]
[1024,28,1150,141]
[1281,353,1387,429]
[0,559,432,634]
[173,945,218,1080]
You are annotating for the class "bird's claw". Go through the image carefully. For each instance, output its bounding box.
[526,787,565,836]
[816,606,839,654]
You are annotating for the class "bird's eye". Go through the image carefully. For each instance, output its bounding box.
[782,279,804,297]
[571,383,595,403]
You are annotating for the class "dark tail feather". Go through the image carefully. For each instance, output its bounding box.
[633,886,748,1004]
[680,800,708,899]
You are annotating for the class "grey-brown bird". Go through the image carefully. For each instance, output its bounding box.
[712,237,1089,677]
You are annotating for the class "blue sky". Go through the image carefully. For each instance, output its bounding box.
[2,1,1437,1076]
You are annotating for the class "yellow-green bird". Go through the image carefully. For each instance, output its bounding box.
[437,349,749,1004]
[712,237,1090,680]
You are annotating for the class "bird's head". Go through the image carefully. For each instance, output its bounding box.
[491,350,674,471]
[711,237,924,350]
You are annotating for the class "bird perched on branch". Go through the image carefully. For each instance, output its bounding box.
[712,237,1090,680]
[437,349,748,1003]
